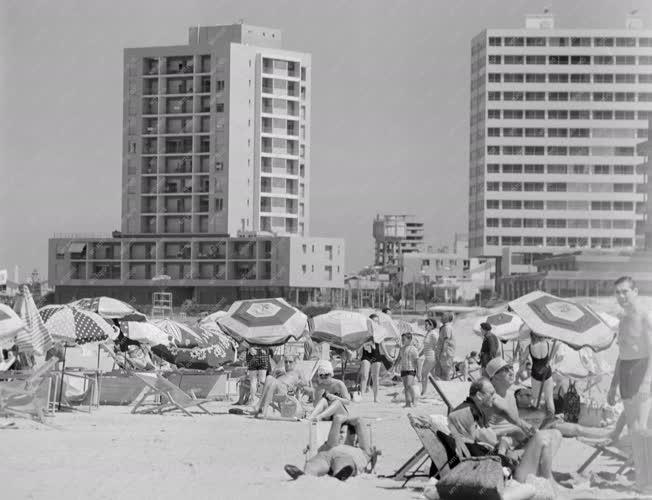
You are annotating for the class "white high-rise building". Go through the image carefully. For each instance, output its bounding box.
[468,14,652,265]
[122,24,310,238]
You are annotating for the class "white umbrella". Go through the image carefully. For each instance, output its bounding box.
[472,312,524,341]
[119,321,169,346]
[310,310,373,350]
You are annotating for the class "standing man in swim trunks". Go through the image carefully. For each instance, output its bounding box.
[608,276,652,432]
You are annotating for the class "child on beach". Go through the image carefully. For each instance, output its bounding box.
[395,332,419,408]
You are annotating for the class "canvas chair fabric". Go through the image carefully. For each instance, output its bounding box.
[576,441,632,476]
[131,372,213,416]
[0,357,58,421]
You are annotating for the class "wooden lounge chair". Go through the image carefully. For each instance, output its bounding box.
[388,376,470,481]
[0,358,58,421]
[131,372,214,416]
[398,414,464,487]
[576,440,633,476]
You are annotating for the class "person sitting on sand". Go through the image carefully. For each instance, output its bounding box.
[251,356,308,418]
[447,377,563,484]
[308,361,350,421]
[453,351,479,381]
[284,414,372,481]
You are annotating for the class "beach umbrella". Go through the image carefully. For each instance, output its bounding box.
[39,305,115,345]
[151,319,220,348]
[217,298,307,346]
[310,310,373,350]
[118,321,169,346]
[597,312,619,331]
[472,312,524,341]
[69,297,147,322]
[508,291,615,352]
[551,343,612,380]
[0,304,25,348]
[13,286,54,355]
[198,310,228,329]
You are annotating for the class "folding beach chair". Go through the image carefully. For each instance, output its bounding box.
[388,376,470,481]
[0,358,58,421]
[576,440,633,476]
[131,372,214,416]
[397,414,465,487]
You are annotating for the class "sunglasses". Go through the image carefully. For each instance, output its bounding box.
[498,366,514,374]
[319,373,331,378]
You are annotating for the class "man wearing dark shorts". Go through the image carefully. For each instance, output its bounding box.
[609,276,652,432]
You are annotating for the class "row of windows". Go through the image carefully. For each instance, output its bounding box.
[488,91,652,102]
[488,72,652,84]
[485,236,633,248]
[486,181,634,192]
[486,164,635,175]
[487,145,636,156]
[486,218,634,229]
[488,36,652,48]
[486,199,634,211]
[487,109,652,120]
[488,55,652,65]
[487,127,646,138]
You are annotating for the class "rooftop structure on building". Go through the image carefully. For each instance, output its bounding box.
[373,214,425,267]
[468,13,652,270]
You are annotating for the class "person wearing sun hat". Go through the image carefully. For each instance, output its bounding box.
[308,360,351,421]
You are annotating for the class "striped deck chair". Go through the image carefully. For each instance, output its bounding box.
[0,357,58,421]
[131,372,214,416]
[387,376,470,482]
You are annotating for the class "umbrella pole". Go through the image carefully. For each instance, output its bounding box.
[57,345,68,411]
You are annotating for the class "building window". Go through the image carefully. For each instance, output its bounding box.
[301,265,306,274]
[216,103,224,112]
[215,198,223,211]
[302,244,307,254]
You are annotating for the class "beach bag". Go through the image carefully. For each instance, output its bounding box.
[562,381,580,423]
[350,385,362,403]
[552,385,565,414]
[578,399,603,427]
[436,456,504,500]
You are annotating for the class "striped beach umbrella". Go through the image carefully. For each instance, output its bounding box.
[0,304,25,348]
[310,310,373,350]
[472,312,524,341]
[509,291,616,352]
[217,298,307,346]
[70,297,147,322]
[39,305,115,345]
[13,286,53,355]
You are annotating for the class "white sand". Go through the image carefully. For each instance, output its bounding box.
[3,299,648,499]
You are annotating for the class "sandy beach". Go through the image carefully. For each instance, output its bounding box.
[3,300,649,500]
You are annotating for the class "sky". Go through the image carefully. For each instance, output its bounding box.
[1,0,650,282]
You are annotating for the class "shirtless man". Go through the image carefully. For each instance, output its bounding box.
[284,414,372,481]
[308,361,351,421]
[608,276,652,433]
[251,356,307,418]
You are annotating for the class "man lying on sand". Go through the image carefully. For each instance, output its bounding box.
[308,361,351,421]
[447,377,563,485]
[250,356,308,418]
[284,414,372,481]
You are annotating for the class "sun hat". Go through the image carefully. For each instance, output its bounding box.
[486,357,510,378]
[317,360,334,376]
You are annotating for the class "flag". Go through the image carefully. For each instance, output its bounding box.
[14,286,53,355]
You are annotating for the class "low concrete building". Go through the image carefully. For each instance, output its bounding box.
[49,235,344,306]
[498,250,652,300]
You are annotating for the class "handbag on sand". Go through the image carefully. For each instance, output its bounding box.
[436,456,504,500]
[562,381,580,423]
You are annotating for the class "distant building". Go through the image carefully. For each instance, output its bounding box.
[499,250,652,300]
[373,214,425,266]
[468,13,652,271]
[48,24,345,307]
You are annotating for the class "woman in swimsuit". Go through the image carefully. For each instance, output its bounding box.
[527,332,558,419]
[419,318,438,395]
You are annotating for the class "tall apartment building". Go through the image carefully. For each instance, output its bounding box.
[123,24,310,238]
[373,214,425,266]
[49,24,345,306]
[468,14,652,266]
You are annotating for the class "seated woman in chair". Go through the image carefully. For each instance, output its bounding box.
[308,361,350,421]
[251,356,307,418]
[284,414,373,481]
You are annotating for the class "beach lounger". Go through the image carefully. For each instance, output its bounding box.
[131,372,214,416]
[397,414,464,487]
[576,440,632,476]
[388,377,470,482]
[0,358,58,421]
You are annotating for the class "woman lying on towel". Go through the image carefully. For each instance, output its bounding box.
[308,361,351,421]
[284,414,372,481]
